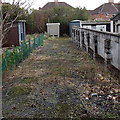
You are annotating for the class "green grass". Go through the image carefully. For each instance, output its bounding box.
[8,86,32,97]
[20,77,37,83]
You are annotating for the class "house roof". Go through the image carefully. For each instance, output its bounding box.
[111,12,120,21]
[114,3,120,11]
[91,2,120,15]
[42,2,73,10]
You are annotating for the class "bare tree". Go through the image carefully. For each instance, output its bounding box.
[1,0,33,47]
[0,0,2,49]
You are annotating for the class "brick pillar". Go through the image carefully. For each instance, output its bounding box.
[108,0,114,3]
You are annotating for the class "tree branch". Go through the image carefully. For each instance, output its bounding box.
[1,0,33,46]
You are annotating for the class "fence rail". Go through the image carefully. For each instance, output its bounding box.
[72,27,120,71]
[1,34,44,72]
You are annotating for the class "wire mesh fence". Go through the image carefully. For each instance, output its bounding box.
[0,34,44,72]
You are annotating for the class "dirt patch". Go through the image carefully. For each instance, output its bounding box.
[2,37,120,119]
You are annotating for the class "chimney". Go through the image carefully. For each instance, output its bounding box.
[108,0,114,3]
[54,0,58,2]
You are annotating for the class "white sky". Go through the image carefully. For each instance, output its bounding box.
[32,0,120,10]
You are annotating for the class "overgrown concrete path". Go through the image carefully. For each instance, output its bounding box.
[3,37,120,119]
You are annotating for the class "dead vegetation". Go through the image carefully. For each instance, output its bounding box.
[2,37,120,119]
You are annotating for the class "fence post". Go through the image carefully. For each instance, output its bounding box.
[28,39,31,53]
[28,39,30,48]
[21,42,24,60]
[86,33,90,53]
[37,36,40,46]
[41,34,44,46]
[2,49,8,71]
[93,35,98,60]
[104,39,112,69]
[34,37,36,48]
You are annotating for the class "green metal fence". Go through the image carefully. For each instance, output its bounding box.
[0,34,44,72]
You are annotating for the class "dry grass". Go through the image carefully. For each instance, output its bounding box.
[2,37,120,118]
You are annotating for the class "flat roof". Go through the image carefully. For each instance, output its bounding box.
[46,23,60,25]
[81,21,110,25]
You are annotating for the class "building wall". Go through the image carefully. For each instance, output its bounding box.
[2,23,19,47]
[69,20,81,36]
[47,23,60,37]
[82,25,107,32]
[2,21,26,47]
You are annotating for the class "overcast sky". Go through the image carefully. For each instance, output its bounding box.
[32,0,120,10]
